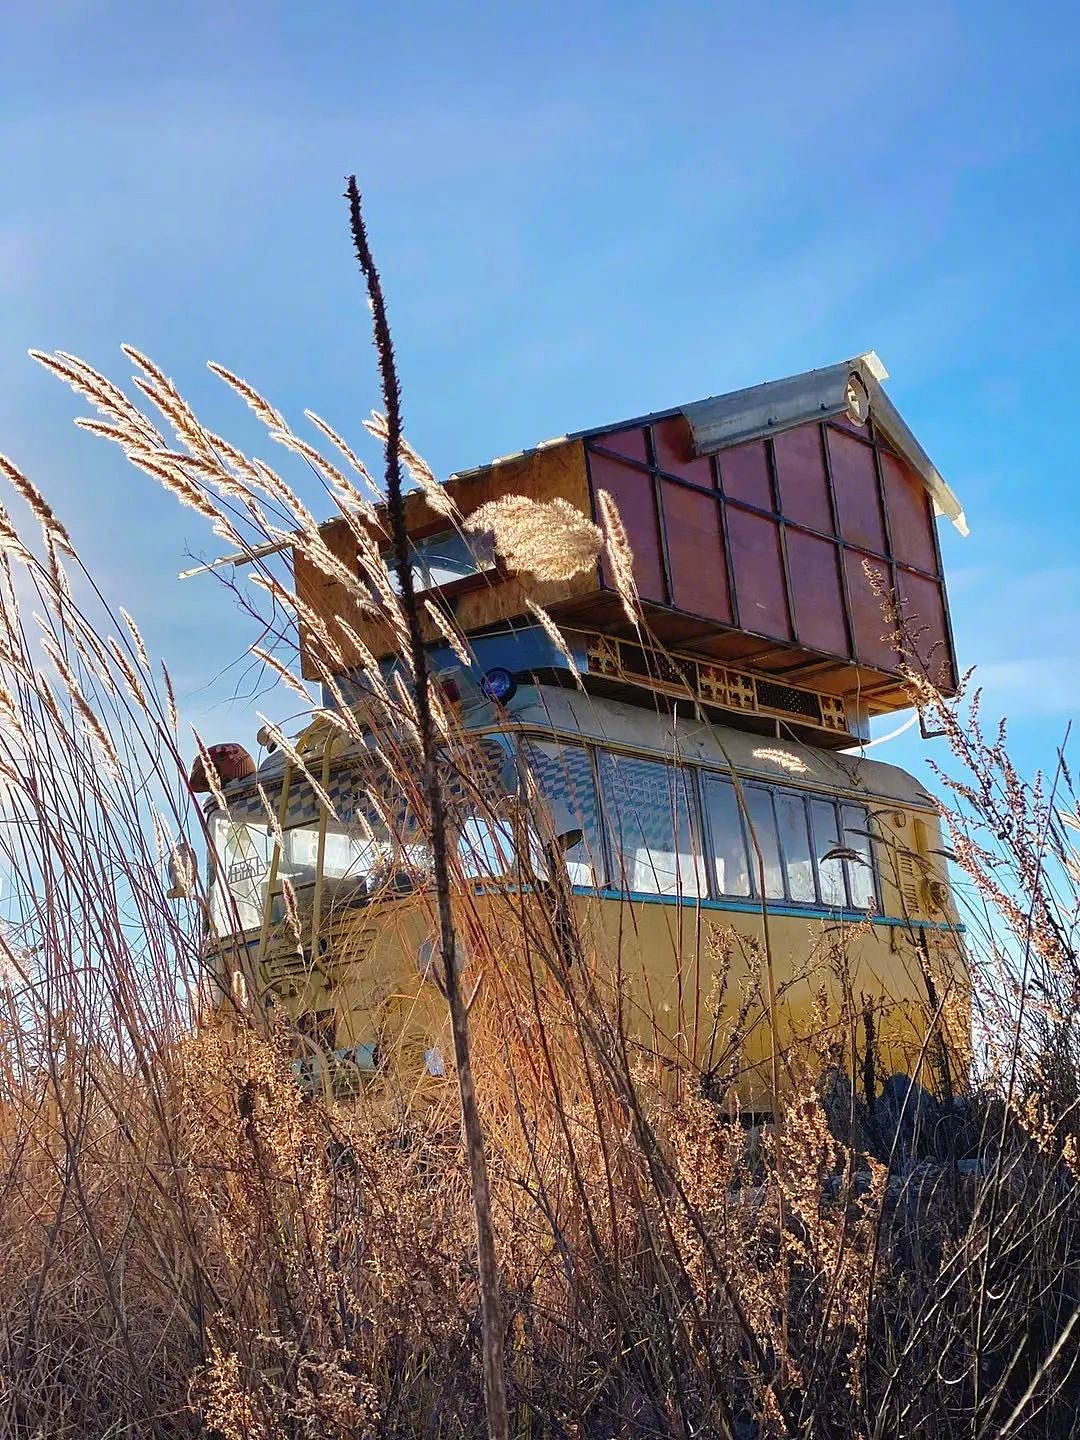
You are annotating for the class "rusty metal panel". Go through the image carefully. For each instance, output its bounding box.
[828,427,886,554]
[596,425,648,463]
[652,416,714,486]
[785,529,850,658]
[717,438,773,510]
[843,549,899,672]
[583,415,957,694]
[659,480,732,622]
[588,450,666,603]
[726,508,791,640]
[773,424,833,533]
[898,569,955,688]
[880,448,939,573]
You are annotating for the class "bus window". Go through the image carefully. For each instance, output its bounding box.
[286,818,426,894]
[519,740,605,887]
[598,753,706,898]
[841,803,877,909]
[700,775,751,897]
[209,812,275,933]
[810,799,846,907]
[776,790,815,902]
[208,762,428,936]
[382,528,497,597]
[456,814,519,879]
[742,786,785,900]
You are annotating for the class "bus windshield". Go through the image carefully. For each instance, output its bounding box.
[208,758,430,935]
[208,737,519,936]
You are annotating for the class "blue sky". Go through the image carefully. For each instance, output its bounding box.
[1,0,1077,789]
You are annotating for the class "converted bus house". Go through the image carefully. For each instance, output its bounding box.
[201,354,968,1112]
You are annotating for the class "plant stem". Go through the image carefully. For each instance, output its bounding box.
[345,175,509,1440]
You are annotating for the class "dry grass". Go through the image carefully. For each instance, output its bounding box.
[0,191,1075,1440]
[466,496,602,583]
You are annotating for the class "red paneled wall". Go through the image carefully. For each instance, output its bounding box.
[584,414,955,690]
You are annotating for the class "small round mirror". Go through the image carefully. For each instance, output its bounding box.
[844,372,870,425]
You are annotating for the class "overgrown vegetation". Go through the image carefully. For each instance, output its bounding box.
[0,184,1076,1439]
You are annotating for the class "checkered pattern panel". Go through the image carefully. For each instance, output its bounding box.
[222,767,416,836]
[518,739,606,884]
[596,751,705,896]
[222,739,512,842]
[521,740,601,838]
[221,783,285,824]
[598,752,692,849]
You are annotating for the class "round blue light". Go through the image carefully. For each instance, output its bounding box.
[480,666,517,703]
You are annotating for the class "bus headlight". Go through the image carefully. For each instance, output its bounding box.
[480,667,517,704]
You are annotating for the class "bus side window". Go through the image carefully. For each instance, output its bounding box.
[841,803,877,909]
[597,752,706,898]
[776,790,816,902]
[700,775,752,897]
[742,786,785,900]
[810,799,846,907]
[519,740,605,888]
[456,814,518,880]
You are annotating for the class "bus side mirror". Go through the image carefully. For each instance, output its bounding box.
[555,827,583,853]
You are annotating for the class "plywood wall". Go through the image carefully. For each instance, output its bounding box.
[296,439,594,678]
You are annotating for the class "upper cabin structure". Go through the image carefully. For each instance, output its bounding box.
[294,354,965,750]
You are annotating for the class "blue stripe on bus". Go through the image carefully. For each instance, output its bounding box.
[228,888,965,948]
[571,886,965,933]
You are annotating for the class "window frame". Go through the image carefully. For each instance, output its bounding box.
[699,770,755,900]
[702,774,879,912]
[596,747,709,900]
[512,730,880,914]
[736,781,787,903]
[837,800,879,911]
[806,793,850,909]
[382,525,500,602]
[771,782,819,905]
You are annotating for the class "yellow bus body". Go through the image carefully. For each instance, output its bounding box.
[204,685,968,1115]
